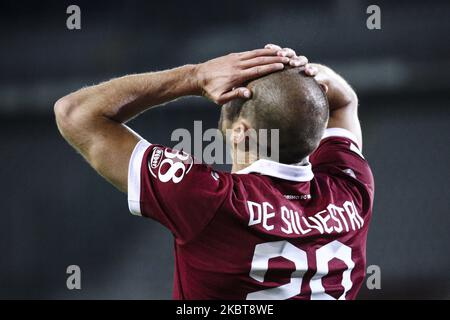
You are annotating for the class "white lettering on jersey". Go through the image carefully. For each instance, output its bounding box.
[248,201,262,226]
[248,201,275,231]
[148,147,193,184]
[247,200,364,235]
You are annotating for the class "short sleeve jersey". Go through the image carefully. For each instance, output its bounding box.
[127,128,375,300]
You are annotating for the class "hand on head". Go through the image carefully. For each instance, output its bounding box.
[264,44,323,85]
[196,44,313,105]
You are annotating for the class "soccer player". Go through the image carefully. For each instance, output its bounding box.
[55,44,374,300]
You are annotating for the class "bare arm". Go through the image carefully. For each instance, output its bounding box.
[306,63,362,149]
[54,48,294,192]
[54,66,197,193]
[264,44,362,149]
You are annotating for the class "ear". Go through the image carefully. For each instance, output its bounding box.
[231,119,251,145]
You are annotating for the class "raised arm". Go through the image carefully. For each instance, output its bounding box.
[305,63,362,149]
[264,44,362,149]
[54,48,295,192]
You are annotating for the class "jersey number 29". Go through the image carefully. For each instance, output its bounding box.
[247,240,354,300]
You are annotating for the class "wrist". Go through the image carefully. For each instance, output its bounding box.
[182,64,203,96]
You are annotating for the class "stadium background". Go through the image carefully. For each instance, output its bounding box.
[0,0,449,299]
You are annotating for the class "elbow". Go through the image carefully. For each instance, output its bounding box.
[343,90,358,112]
[54,96,71,122]
[54,96,82,137]
[349,91,359,110]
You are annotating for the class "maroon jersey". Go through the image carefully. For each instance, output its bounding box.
[128,128,374,300]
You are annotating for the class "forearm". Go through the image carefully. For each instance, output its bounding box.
[54,65,199,191]
[55,64,199,126]
[54,46,292,192]
[309,63,358,112]
[308,63,362,148]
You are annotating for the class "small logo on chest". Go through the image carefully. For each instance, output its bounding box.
[284,194,311,200]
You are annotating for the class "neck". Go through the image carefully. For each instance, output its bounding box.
[231,162,250,173]
[231,151,258,173]
[231,156,309,173]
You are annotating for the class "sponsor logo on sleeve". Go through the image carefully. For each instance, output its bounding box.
[150,147,164,169]
[148,147,193,184]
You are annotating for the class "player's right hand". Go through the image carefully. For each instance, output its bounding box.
[195,48,293,105]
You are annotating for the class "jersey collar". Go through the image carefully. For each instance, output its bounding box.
[235,159,314,182]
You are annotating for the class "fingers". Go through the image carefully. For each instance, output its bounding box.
[240,45,309,70]
[240,55,290,69]
[289,56,308,67]
[304,64,326,92]
[218,87,252,104]
[266,44,310,68]
[277,48,296,58]
[241,63,285,81]
[239,48,279,60]
[265,43,282,51]
[265,44,297,58]
[304,64,319,76]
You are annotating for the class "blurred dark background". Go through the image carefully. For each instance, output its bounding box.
[0,0,449,299]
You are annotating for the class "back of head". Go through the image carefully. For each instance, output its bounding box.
[220,67,329,164]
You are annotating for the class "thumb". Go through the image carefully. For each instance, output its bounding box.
[319,83,329,94]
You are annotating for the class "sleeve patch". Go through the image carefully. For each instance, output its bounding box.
[147,147,194,184]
